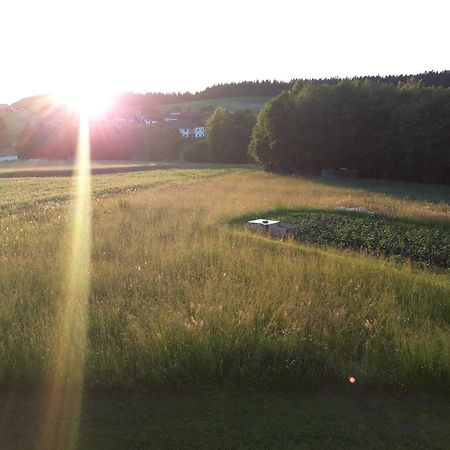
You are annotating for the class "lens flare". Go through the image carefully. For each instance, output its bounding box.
[39,112,92,450]
[53,85,113,118]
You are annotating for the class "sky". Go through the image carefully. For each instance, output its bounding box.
[1,0,449,104]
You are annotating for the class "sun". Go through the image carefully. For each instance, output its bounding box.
[53,85,114,118]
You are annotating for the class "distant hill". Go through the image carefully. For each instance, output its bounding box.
[127,70,450,108]
[157,96,272,114]
[5,70,450,139]
[11,95,54,111]
[10,70,450,112]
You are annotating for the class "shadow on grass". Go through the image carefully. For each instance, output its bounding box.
[228,206,450,229]
[287,173,450,205]
[1,388,450,450]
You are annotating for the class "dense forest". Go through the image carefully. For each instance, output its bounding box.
[11,71,450,112]
[119,70,450,107]
[250,79,450,184]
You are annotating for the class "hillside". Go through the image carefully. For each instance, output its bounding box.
[157,96,272,113]
[1,110,33,141]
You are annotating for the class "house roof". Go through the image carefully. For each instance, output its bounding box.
[0,148,18,157]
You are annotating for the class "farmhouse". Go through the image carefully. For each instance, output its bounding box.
[0,148,19,162]
[167,120,205,138]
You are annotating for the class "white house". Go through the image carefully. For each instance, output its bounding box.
[193,126,205,138]
[167,121,205,138]
[0,148,19,162]
[144,119,159,125]
[178,126,205,138]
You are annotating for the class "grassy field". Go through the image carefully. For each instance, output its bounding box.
[157,96,272,113]
[0,159,155,174]
[0,159,254,178]
[0,167,449,448]
[0,166,240,213]
[1,169,449,387]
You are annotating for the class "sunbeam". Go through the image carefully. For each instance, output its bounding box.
[39,112,92,450]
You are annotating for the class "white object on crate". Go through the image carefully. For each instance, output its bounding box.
[248,219,298,237]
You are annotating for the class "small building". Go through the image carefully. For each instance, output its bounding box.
[0,148,19,163]
[192,126,205,138]
[144,119,159,125]
[248,219,298,237]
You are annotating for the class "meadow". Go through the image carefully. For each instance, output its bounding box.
[0,166,235,213]
[157,96,272,113]
[1,167,450,448]
[0,168,449,391]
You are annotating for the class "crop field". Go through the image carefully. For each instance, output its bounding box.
[1,168,449,448]
[233,208,450,268]
[0,159,160,176]
[0,166,237,213]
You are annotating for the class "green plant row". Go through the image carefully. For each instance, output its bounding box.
[275,210,450,269]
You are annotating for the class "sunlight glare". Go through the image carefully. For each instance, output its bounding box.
[39,112,92,450]
[53,85,113,118]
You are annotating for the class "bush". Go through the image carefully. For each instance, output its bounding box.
[206,107,255,163]
[0,117,11,148]
[183,139,212,162]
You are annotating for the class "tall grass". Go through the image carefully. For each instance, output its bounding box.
[0,171,449,390]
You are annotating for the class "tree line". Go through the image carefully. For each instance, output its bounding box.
[17,121,183,162]
[15,106,258,164]
[0,116,11,147]
[250,79,450,184]
[11,71,450,113]
[11,76,450,185]
[112,71,450,109]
